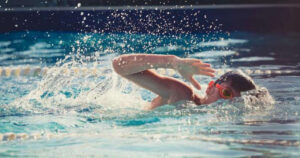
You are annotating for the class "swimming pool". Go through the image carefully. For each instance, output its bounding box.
[0,30,300,157]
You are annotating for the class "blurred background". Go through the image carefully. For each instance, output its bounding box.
[1,0,300,7]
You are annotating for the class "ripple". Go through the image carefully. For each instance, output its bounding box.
[239,119,299,125]
[29,42,51,50]
[0,41,11,48]
[153,45,185,53]
[0,58,41,66]
[199,130,294,136]
[0,54,13,61]
[16,48,64,58]
[190,50,237,58]
[116,117,160,126]
[232,56,275,62]
[198,39,247,47]
[189,136,300,147]
[0,48,15,53]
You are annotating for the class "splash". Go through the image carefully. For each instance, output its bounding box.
[4,52,148,117]
[241,86,275,110]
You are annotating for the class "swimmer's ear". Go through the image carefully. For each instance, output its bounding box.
[188,76,201,90]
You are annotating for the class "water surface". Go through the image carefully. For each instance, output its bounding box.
[0,31,300,157]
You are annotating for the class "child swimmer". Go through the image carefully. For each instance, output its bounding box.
[112,54,256,110]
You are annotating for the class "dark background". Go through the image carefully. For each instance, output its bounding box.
[1,0,300,7]
[1,1,300,34]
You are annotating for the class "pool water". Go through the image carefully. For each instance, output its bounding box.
[0,31,300,157]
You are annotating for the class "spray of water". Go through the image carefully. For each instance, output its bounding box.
[4,51,149,117]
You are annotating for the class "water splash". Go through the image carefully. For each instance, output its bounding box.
[241,87,275,110]
[4,52,148,117]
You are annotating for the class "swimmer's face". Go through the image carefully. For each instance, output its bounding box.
[205,81,241,104]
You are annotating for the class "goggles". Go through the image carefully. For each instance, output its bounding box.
[208,81,233,99]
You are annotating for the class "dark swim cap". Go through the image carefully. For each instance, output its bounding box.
[215,71,256,92]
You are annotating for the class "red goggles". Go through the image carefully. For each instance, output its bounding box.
[208,81,233,99]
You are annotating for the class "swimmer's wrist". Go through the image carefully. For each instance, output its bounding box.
[170,55,181,70]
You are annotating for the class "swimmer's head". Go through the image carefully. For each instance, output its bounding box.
[204,70,256,104]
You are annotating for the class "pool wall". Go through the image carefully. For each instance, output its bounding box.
[1,4,300,34]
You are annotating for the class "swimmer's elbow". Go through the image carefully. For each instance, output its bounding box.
[112,57,123,75]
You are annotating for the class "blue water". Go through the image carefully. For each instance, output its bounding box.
[0,31,300,157]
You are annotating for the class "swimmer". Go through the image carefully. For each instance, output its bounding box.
[112,54,256,110]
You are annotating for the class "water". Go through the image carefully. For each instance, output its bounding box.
[0,31,300,157]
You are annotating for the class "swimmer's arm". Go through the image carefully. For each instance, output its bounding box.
[112,54,213,109]
[116,69,203,109]
[112,54,215,89]
[112,54,178,76]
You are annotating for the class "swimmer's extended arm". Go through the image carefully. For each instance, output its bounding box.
[112,54,177,76]
[112,54,215,109]
[113,54,214,88]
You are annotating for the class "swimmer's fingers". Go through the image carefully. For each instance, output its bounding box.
[197,70,215,77]
[188,76,201,90]
[193,62,214,71]
[192,62,213,69]
[192,63,215,77]
[185,58,203,64]
[192,62,211,67]
[198,67,215,73]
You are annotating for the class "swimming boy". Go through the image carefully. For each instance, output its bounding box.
[112,54,256,110]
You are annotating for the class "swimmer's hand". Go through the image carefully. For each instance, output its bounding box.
[176,58,215,90]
